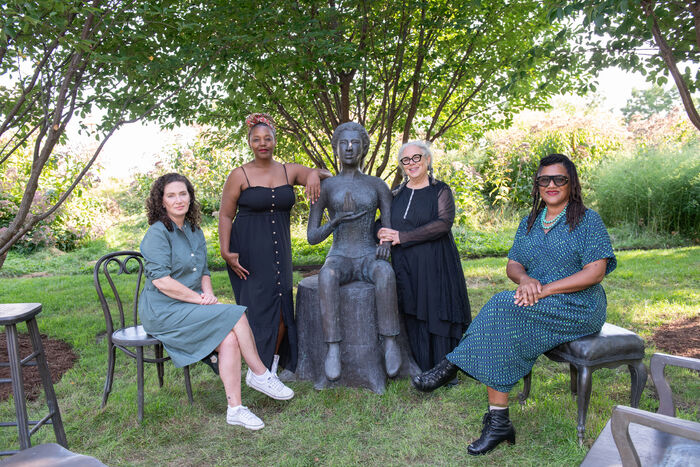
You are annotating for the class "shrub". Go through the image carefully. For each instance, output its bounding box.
[592,146,700,238]
[477,104,629,209]
[0,143,109,252]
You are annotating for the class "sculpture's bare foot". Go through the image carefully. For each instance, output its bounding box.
[325,342,341,381]
[383,336,401,377]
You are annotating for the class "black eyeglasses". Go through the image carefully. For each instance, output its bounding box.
[400,154,423,165]
[536,175,569,187]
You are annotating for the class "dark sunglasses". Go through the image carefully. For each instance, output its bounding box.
[536,175,569,187]
[400,154,423,165]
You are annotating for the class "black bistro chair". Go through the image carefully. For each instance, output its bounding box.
[93,251,193,422]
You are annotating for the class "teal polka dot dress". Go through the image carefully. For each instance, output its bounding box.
[446,209,616,393]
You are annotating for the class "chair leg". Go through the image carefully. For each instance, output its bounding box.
[569,363,578,395]
[101,343,116,408]
[6,324,31,450]
[575,365,593,446]
[628,360,647,408]
[183,365,193,404]
[518,370,532,405]
[27,318,68,448]
[155,344,165,388]
[136,346,145,423]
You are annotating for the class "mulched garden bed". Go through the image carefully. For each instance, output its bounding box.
[0,334,77,401]
[650,315,700,359]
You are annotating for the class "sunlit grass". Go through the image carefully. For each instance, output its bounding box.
[0,248,696,465]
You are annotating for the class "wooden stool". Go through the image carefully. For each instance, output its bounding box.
[0,303,67,456]
[518,322,647,445]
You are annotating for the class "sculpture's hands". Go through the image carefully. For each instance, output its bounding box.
[222,251,249,280]
[376,240,391,261]
[330,210,367,228]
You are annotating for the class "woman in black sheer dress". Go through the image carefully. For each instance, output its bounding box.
[378,141,471,372]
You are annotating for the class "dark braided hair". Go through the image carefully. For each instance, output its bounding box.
[526,154,586,233]
[146,173,201,232]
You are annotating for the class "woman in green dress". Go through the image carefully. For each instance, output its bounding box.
[139,173,294,430]
[412,154,616,455]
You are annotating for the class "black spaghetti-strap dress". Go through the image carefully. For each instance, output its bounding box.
[227,165,297,372]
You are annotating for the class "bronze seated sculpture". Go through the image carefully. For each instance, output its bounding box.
[307,122,402,382]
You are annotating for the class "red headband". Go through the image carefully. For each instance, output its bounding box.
[246,113,276,134]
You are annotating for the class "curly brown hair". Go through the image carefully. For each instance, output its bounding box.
[145,173,201,232]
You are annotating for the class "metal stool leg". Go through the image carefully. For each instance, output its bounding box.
[26,318,67,448]
[5,324,31,450]
[518,370,532,405]
[628,360,647,408]
[576,365,593,446]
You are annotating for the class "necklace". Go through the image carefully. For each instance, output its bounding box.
[540,205,567,230]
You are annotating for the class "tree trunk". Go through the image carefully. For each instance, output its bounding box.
[643,0,700,131]
[0,251,6,270]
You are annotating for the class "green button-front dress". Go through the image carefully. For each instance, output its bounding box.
[139,221,245,367]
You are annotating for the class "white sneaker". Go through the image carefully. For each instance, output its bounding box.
[246,368,294,400]
[226,405,264,430]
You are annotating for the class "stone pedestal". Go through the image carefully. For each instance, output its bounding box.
[295,275,419,394]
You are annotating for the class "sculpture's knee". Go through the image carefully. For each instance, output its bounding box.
[319,266,339,289]
[371,262,396,289]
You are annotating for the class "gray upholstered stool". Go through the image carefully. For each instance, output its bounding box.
[0,303,67,456]
[518,322,647,444]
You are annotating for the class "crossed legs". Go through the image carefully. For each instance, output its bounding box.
[216,314,268,406]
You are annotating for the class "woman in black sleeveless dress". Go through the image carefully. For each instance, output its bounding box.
[218,113,330,375]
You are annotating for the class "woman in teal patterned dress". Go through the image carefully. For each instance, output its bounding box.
[412,154,617,455]
[139,173,294,430]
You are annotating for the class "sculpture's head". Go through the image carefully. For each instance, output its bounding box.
[332,122,370,168]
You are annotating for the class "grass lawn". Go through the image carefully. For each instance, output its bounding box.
[0,247,697,465]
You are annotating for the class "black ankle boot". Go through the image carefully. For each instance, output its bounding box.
[467,408,516,455]
[411,358,459,392]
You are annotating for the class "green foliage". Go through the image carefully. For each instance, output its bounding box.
[476,105,628,209]
[189,0,593,178]
[126,138,249,217]
[433,153,489,229]
[621,85,680,122]
[550,0,700,129]
[592,146,700,237]
[0,144,109,252]
[0,0,229,258]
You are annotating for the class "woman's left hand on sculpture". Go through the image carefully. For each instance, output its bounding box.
[305,170,321,204]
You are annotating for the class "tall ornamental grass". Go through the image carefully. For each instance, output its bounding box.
[592,147,700,238]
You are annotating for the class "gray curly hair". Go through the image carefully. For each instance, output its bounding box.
[397,140,433,174]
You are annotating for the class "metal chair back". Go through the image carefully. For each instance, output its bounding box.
[93,251,145,341]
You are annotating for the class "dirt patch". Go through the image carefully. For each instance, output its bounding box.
[650,315,700,359]
[19,271,51,279]
[0,334,77,401]
[294,265,322,277]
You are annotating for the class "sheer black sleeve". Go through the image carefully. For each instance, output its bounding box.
[399,184,455,247]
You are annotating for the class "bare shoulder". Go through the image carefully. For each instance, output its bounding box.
[224,166,248,192]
